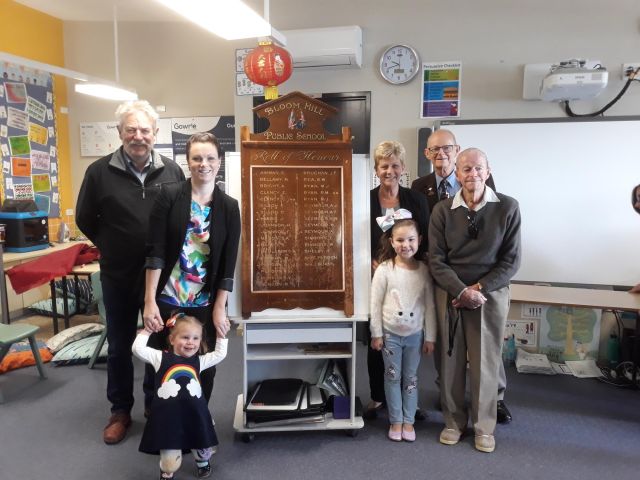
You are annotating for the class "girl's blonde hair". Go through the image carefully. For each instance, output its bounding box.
[167,314,208,354]
[375,218,420,266]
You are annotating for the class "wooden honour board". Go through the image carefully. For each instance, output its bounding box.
[240,92,354,317]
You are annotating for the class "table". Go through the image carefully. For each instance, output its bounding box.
[1,241,91,324]
[48,262,100,334]
[1,241,96,334]
[2,241,89,264]
[510,284,640,311]
[510,283,640,380]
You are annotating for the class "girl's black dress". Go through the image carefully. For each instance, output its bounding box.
[140,351,218,454]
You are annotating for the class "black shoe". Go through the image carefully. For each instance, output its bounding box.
[414,408,428,421]
[197,461,212,479]
[497,400,512,424]
[362,401,385,420]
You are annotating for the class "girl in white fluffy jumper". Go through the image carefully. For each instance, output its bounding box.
[370,217,436,442]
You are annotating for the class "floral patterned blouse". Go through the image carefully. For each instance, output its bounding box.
[159,200,211,307]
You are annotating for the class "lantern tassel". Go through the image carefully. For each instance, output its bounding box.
[264,85,279,100]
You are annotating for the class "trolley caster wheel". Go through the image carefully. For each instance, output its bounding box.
[241,433,255,443]
[345,429,359,438]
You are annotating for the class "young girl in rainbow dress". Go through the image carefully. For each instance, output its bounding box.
[133,313,227,479]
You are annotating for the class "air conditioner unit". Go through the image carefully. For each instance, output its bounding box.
[281,26,362,70]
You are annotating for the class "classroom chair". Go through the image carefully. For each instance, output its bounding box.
[0,323,48,403]
[88,270,107,369]
[87,270,143,370]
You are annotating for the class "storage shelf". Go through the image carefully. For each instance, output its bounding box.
[235,316,366,438]
[246,343,351,360]
[233,395,363,433]
[246,323,352,344]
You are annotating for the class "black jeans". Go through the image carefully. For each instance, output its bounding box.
[101,275,142,414]
[143,300,218,409]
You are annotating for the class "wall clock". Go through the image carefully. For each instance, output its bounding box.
[379,44,420,84]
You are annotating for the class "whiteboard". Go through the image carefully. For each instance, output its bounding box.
[440,117,640,287]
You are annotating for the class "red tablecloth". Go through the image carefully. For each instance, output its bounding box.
[5,243,100,294]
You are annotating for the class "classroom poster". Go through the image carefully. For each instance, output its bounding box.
[421,61,462,119]
[0,64,59,217]
[11,157,31,177]
[79,121,121,157]
[504,318,538,348]
[538,306,601,362]
[153,118,174,160]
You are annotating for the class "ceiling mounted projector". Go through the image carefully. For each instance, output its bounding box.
[540,59,608,102]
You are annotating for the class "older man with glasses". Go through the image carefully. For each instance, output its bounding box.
[411,130,511,426]
[412,128,496,213]
[428,148,521,453]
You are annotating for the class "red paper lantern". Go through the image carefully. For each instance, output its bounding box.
[244,41,293,100]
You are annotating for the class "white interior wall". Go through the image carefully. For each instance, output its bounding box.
[63,0,640,201]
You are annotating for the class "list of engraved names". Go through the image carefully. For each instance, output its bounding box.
[251,166,343,291]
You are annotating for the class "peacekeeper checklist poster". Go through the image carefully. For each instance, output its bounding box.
[0,64,60,217]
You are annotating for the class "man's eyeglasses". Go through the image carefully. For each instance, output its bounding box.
[427,144,456,154]
[467,210,479,239]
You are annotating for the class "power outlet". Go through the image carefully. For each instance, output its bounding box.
[621,63,640,79]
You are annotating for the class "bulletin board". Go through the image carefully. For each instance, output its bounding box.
[0,64,59,217]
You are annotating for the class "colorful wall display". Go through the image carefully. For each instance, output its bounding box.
[0,64,59,217]
[420,61,462,119]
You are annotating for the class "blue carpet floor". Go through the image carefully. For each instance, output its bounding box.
[1,330,639,480]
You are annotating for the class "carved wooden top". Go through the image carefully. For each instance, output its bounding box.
[248,91,342,143]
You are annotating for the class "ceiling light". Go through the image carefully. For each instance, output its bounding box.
[153,0,279,41]
[0,51,138,101]
[74,83,138,101]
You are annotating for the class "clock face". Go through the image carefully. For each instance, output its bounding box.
[379,45,420,84]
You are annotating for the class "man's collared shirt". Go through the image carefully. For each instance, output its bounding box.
[124,152,153,183]
[451,185,500,211]
[436,172,460,198]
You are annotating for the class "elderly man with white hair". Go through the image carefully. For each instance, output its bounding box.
[76,100,185,445]
[428,148,521,453]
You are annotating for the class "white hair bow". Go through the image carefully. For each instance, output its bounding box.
[376,208,413,232]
